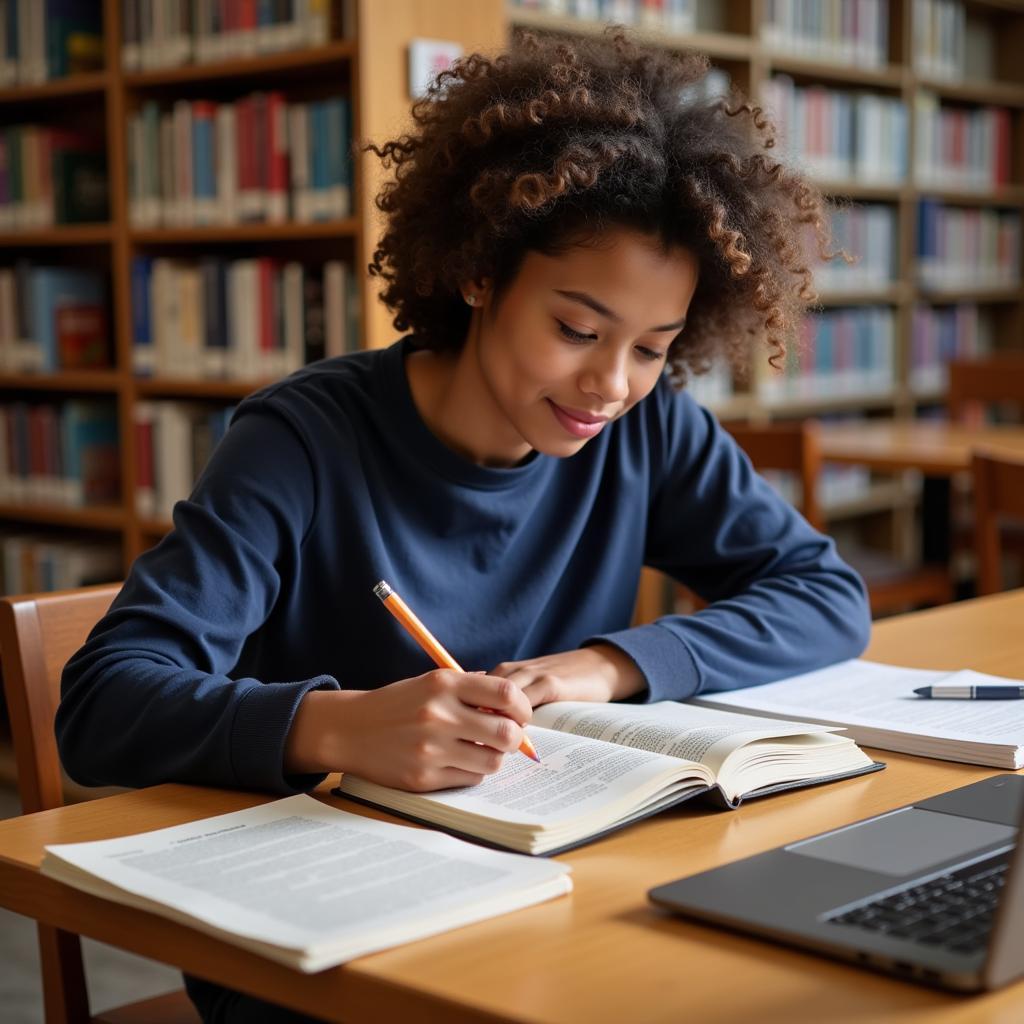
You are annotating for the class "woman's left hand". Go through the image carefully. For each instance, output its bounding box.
[488,643,647,707]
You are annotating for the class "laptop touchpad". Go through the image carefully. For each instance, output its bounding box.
[786,807,1017,877]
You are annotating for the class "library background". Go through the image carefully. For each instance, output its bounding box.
[0,0,1023,800]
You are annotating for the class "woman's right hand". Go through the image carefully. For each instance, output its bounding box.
[284,669,532,791]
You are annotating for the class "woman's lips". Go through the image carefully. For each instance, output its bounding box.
[547,400,609,438]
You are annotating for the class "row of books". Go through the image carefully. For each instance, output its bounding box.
[508,0,697,33]
[760,306,895,404]
[128,94,351,227]
[913,0,995,82]
[0,531,120,597]
[762,461,876,515]
[0,263,110,372]
[761,76,908,186]
[762,0,889,68]
[909,302,991,394]
[121,0,349,71]
[0,0,103,86]
[132,256,359,380]
[914,94,1012,191]
[135,401,234,520]
[916,202,1021,292]
[814,204,896,292]
[0,400,119,507]
[0,126,108,229]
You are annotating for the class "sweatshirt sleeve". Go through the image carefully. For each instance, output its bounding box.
[590,382,871,703]
[56,400,339,794]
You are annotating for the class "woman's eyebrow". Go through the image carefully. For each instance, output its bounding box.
[553,289,687,333]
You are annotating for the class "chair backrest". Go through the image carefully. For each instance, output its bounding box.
[0,583,120,816]
[971,452,1024,596]
[723,420,824,531]
[948,356,1024,424]
[0,583,120,1024]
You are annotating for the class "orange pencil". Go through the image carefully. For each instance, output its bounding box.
[372,580,541,763]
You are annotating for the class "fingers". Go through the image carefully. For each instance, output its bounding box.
[490,661,562,707]
[448,671,533,726]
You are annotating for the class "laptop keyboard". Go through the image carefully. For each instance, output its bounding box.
[827,851,1011,955]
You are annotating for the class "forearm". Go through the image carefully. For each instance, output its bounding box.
[596,564,870,703]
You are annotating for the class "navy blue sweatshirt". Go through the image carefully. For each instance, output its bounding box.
[57,339,870,793]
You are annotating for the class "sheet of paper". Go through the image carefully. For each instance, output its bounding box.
[693,660,1024,744]
[42,795,571,970]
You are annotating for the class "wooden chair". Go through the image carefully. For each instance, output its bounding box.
[948,355,1024,425]
[971,452,1024,595]
[723,420,953,617]
[948,356,1024,576]
[0,584,199,1024]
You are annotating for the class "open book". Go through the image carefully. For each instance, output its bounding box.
[335,701,882,855]
[693,659,1024,769]
[40,795,572,972]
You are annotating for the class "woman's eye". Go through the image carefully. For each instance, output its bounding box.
[636,346,666,362]
[556,319,596,343]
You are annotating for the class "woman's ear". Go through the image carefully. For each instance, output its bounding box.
[460,278,493,309]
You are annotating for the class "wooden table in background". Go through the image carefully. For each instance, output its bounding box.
[1,591,1024,1023]
[819,419,1024,476]
[820,419,1024,566]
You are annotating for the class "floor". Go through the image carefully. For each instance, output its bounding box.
[0,786,184,1023]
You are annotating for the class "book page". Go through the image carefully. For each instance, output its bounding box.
[531,700,844,776]
[41,795,571,971]
[416,726,712,823]
[693,660,1024,745]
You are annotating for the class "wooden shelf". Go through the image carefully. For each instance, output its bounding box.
[761,393,901,416]
[507,8,753,60]
[0,502,125,530]
[916,186,1024,206]
[122,40,357,88]
[130,219,359,244]
[916,285,1022,303]
[0,371,121,392]
[134,378,267,399]
[815,286,907,306]
[765,54,905,88]
[814,181,905,202]
[0,225,113,246]
[139,518,174,537]
[0,71,109,105]
[916,76,1024,108]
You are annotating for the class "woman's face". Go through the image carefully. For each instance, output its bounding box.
[467,226,699,463]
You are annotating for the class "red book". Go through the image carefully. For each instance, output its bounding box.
[55,303,110,369]
[134,413,154,517]
[266,91,288,222]
[259,258,274,371]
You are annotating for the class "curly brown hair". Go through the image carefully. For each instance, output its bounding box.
[367,28,832,386]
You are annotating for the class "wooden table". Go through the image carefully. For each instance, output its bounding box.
[819,419,1024,566]
[819,419,1024,476]
[3,592,1024,1024]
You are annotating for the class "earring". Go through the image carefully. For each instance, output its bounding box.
[465,294,476,306]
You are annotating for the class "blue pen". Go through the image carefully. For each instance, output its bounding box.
[914,684,1024,699]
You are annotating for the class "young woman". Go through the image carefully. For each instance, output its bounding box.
[57,29,869,1023]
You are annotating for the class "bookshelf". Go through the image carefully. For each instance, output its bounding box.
[507,0,1024,622]
[0,0,507,588]
[507,0,1024,417]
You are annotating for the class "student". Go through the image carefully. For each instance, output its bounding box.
[57,29,869,1023]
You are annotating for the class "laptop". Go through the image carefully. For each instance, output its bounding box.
[648,775,1024,991]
